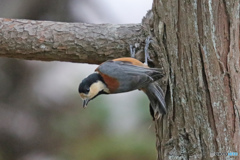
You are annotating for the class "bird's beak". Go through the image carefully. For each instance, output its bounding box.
[83,99,90,108]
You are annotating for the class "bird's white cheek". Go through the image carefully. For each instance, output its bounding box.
[88,88,97,99]
[80,93,88,99]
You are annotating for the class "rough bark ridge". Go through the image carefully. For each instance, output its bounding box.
[0,18,142,64]
[144,0,239,159]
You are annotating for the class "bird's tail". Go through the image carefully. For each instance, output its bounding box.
[144,82,166,120]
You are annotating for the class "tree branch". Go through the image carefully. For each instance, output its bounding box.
[0,18,142,64]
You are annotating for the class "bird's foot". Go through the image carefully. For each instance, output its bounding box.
[144,36,153,65]
[130,45,136,58]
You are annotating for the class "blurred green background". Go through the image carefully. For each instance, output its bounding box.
[0,0,156,160]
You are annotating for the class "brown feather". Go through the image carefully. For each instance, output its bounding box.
[113,57,148,68]
[96,70,120,93]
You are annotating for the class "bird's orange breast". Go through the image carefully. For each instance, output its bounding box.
[95,70,120,93]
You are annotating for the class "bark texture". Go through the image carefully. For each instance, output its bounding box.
[143,0,240,159]
[0,18,142,64]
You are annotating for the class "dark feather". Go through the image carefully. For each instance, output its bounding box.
[144,82,166,119]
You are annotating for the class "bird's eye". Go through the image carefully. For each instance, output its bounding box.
[86,88,90,93]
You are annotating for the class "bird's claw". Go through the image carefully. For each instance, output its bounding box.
[130,45,136,58]
[130,36,153,65]
[144,36,153,65]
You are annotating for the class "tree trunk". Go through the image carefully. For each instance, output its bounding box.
[0,0,239,160]
[142,0,239,159]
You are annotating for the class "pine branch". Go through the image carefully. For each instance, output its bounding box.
[0,18,142,64]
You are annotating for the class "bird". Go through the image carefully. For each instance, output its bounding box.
[78,37,166,120]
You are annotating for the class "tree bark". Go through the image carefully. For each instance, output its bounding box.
[144,0,240,159]
[0,18,142,64]
[0,0,239,159]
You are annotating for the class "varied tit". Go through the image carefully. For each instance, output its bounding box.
[78,57,166,120]
[79,37,166,120]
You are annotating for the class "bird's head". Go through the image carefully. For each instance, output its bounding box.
[78,73,109,108]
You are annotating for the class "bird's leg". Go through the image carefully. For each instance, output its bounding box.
[144,36,153,65]
[130,45,136,58]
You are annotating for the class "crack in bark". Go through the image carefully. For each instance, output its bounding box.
[197,0,204,44]
[199,44,219,154]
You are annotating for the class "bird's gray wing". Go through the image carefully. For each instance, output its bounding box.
[97,60,164,92]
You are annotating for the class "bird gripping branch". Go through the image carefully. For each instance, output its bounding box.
[78,37,166,120]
